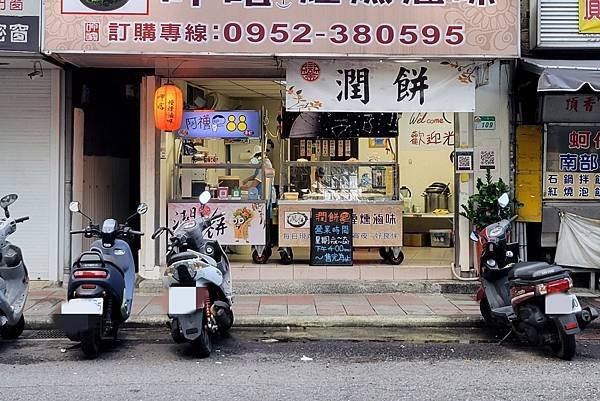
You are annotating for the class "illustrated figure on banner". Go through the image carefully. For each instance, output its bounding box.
[232,207,255,242]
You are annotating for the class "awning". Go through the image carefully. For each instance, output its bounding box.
[521,58,600,92]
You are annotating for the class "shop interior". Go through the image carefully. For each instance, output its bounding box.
[164,78,455,267]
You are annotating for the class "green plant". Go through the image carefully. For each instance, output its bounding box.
[460,169,518,231]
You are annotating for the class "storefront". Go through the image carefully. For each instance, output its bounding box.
[1,0,65,281]
[42,0,519,279]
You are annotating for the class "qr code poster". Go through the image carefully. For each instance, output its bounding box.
[476,147,498,170]
[455,149,474,172]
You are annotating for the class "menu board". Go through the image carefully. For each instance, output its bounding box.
[310,208,353,266]
[544,124,600,200]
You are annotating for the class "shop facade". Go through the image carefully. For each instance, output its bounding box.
[43,0,519,280]
[1,1,66,281]
[516,0,600,289]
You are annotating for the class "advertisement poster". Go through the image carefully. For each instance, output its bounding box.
[286,60,475,113]
[44,0,519,57]
[177,110,261,139]
[279,203,402,247]
[167,201,266,245]
[544,124,600,200]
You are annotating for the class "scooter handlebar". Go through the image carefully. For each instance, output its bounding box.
[128,230,144,236]
[14,216,29,224]
[510,215,519,222]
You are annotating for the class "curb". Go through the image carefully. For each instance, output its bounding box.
[25,314,487,330]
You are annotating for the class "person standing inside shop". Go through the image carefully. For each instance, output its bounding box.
[242,140,276,216]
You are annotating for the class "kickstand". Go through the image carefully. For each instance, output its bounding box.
[498,330,513,346]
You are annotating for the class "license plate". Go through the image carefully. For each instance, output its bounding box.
[545,293,582,315]
[168,287,199,315]
[61,298,104,315]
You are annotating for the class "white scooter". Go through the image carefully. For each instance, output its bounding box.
[152,191,233,357]
[0,194,29,340]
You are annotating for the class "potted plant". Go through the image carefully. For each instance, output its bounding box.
[460,169,519,267]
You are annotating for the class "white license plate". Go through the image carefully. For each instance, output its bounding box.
[545,293,582,315]
[61,298,104,315]
[168,287,199,315]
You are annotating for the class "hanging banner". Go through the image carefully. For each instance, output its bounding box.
[579,0,600,33]
[286,60,475,113]
[0,0,41,52]
[43,0,519,57]
[167,201,266,245]
[544,124,600,200]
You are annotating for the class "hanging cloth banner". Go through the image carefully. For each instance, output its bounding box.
[286,60,476,113]
[555,212,600,270]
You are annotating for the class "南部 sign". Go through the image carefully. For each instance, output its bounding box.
[43,0,519,58]
[286,60,475,112]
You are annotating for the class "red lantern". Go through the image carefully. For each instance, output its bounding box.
[154,83,183,132]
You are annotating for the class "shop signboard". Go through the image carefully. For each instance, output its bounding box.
[43,0,519,57]
[286,60,475,113]
[310,208,353,266]
[579,0,600,33]
[0,0,40,52]
[167,201,266,245]
[279,202,402,247]
[399,112,454,150]
[542,95,600,123]
[177,110,260,139]
[544,124,600,200]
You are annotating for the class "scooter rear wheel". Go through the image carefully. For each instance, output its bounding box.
[169,319,185,344]
[193,326,212,358]
[81,328,101,359]
[0,315,25,340]
[551,329,577,360]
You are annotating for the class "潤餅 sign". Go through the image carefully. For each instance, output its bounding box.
[43,0,518,58]
[286,60,475,113]
[0,0,40,52]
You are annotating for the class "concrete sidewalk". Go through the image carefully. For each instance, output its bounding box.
[23,287,600,329]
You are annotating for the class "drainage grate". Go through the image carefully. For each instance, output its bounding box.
[23,329,67,339]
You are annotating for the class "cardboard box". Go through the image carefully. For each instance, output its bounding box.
[403,233,428,247]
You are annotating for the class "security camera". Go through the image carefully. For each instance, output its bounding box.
[28,70,43,80]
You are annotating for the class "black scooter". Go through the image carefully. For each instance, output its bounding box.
[474,194,598,360]
[59,201,147,358]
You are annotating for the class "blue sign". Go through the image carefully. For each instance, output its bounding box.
[177,110,261,139]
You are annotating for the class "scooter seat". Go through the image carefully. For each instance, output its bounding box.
[508,262,564,281]
[167,252,199,266]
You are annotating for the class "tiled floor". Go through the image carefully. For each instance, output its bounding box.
[21,289,600,319]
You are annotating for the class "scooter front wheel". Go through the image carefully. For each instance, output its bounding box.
[479,297,495,327]
[552,330,577,360]
[0,315,25,340]
[81,328,101,359]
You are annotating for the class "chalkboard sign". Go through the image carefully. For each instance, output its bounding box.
[310,208,353,266]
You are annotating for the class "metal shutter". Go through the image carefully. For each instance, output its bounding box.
[537,0,600,47]
[0,69,57,280]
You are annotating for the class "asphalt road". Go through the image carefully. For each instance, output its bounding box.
[1,327,600,401]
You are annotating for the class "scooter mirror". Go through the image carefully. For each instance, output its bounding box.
[137,203,148,215]
[498,193,510,208]
[198,191,211,205]
[0,193,18,209]
[69,201,81,213]
[469,231,479,242]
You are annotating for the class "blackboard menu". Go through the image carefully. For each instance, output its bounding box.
[310,209,353,266]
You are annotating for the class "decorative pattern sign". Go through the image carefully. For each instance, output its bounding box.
[167,201,266,245]
[177,110,261,139]
[310,208,353,266]
[544,124,600,200]
[43,0,519,57]
[286,60,475,112]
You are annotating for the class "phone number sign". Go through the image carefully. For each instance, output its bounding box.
[44,0,519,57]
